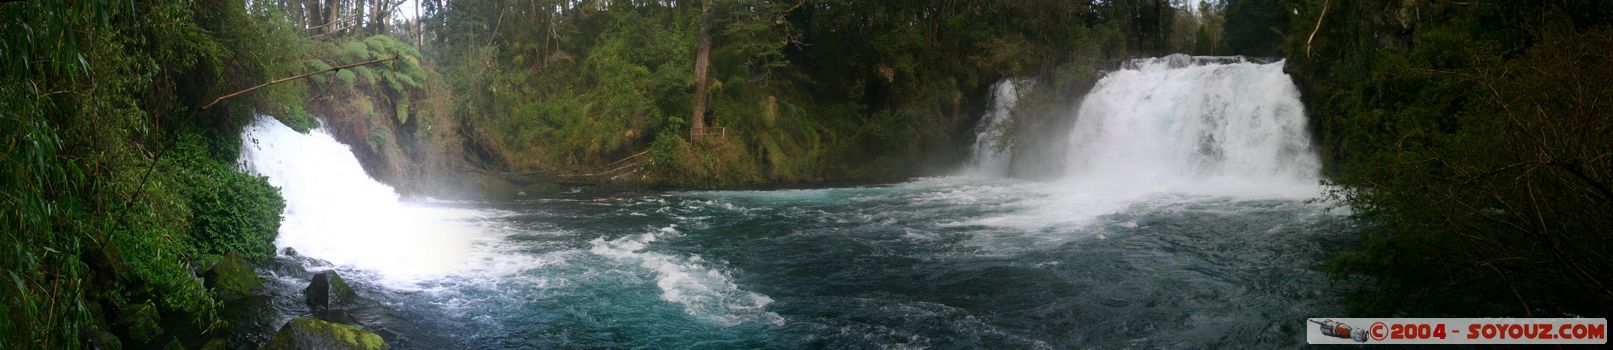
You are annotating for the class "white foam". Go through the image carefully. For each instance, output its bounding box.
[589,225,784,326]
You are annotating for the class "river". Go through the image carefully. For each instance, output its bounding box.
[234,55,1357,348]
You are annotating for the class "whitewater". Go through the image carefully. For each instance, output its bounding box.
[231,56,1353,348]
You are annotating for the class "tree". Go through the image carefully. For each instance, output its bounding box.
[1222,0,1289,56]
[692,0,712,138]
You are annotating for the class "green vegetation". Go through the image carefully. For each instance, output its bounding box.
[417,0,1194,187]
[1283,1,1613,316]
[0,0,319,347]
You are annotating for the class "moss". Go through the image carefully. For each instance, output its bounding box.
[263,318,388,350]
[116,301,164,345]
[204,252,262,301]
[200,339,227,350]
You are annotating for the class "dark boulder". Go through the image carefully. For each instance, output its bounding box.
[84,328,122,350]
[262,318,388,350]
[159,337,184,350]
[304,271,358,310]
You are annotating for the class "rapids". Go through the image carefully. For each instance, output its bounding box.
[233,55,1353,348]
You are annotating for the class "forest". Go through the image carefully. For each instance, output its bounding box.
[3,0,1610,348]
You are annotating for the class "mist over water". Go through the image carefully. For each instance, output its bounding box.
[237,56,1351,348]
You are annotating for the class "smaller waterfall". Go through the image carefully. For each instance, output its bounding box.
[238,115,475,280]
[968,80,1020,177]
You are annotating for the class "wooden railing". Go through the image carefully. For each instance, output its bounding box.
[467,125,734,185]
[553,150,649,182]
[694,126,726,139]
[478,150,650,185]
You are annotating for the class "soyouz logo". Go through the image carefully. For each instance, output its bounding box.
[1307,318,1607,344]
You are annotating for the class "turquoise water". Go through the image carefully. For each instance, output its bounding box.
[243,177,1356,349]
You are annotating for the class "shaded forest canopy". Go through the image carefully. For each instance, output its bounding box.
[3,0,1611,348]
[1284,0,1613,317]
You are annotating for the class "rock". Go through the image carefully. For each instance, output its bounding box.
[116,301,164,345]
[160,337,185,350]
[85,329,122,350]
[304,271,358,310]
[281,247,298,256]
[200,339,228,350]
[206,252,263,301]
[262,318,388,350]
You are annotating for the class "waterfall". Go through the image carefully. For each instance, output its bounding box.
[1062,54,1320,196]
[238,115,475,281]
[968,80,1020,177]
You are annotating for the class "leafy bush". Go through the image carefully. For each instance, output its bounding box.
[305,35,428,125]
[173,134,285,261]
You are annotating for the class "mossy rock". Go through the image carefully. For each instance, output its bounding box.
[160,337,185,350]
[304,271,358,310]
[263,318,388,350]
[85,328,122,350]
[206,252,263,301]
[116,301,164,345]
[200,339,228,350]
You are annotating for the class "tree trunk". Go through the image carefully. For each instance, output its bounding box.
[326,0,341,35]
[690,0,713,139]
[353,0,366,34]
[415,0,422,47]
[370,0,385,34]
[307,0,323,33]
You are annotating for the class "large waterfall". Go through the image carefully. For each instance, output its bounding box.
[1060,54,1320,196]
[238,115,477,281]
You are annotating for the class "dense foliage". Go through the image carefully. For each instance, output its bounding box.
[1,0,304,347]
[1285,1,1613,316]
[411,0,1199,187]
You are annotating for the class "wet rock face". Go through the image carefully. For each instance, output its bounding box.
[263,318,388,350]
[304,271,358,310]
[206,252,264,301]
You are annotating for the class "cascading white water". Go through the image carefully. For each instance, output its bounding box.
[1061,54,1320,196]
[238,115,476,281]
[237,116,781,325]
[968,80,1020,177]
